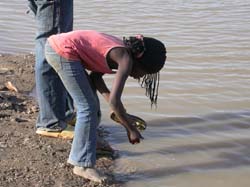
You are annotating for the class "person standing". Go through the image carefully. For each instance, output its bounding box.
[27,0,75,134]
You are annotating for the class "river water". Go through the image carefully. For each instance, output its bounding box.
[1,1,250,187]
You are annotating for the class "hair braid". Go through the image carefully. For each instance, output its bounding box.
[140,72,160,108]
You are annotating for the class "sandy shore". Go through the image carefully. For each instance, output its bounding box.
[0,54,122,187]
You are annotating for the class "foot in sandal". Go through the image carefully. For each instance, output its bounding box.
[36,125,74,140]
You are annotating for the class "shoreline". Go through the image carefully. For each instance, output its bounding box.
[0,54,123,187]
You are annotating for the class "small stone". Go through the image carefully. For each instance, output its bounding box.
[0,142,7,148]
[25,166,30,172]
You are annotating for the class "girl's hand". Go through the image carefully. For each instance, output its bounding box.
[110,111,147,131]
[127,124,144,144]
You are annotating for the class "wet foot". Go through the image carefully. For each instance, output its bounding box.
[73,166,107,183]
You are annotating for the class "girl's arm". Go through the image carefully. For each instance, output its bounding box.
[107,47,143,144]
[89,72,110,103]
[90,48,143,144]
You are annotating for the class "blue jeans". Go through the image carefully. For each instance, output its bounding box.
[28,0,74,130]
[45,42,99,167]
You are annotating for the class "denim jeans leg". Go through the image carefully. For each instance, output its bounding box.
[45,42,99,166]
[59,0,73,33]
[59,0,75,121]
[34,0,74,129]
[56,61,98,167]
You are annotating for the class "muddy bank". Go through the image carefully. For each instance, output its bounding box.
[0,54,122,187]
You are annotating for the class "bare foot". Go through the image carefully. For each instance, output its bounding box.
[73,166,107,183]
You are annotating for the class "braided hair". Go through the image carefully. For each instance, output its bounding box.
[123,36,166,107]
[139,73,160,107]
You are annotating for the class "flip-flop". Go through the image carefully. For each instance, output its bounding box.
[110,112,147,131]
[36,125,74,140]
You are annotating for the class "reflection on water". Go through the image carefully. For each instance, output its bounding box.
[103,110,250,187]
[1,0,250,186]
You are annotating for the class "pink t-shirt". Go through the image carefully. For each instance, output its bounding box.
[48,30,125,74]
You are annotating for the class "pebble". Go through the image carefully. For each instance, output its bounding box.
[0,142,7,148]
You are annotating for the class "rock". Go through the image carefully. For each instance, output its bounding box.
[5,81,19,92]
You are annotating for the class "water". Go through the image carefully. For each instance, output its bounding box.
[1,1,250,186]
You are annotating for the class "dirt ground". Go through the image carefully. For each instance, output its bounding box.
[0,54,123,187]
